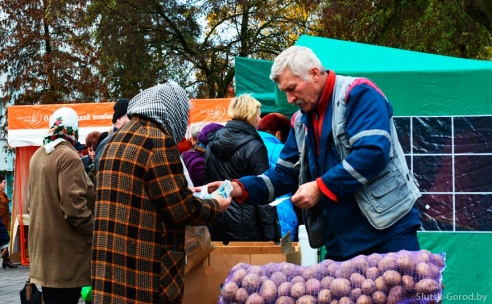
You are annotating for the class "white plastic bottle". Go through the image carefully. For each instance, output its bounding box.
[297,225,319,266]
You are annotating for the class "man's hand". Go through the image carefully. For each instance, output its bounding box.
[207,181,243,199]
[213,195,232,212]
[291,181,322,209]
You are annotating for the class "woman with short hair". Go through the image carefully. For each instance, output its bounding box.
[205,94,281,242]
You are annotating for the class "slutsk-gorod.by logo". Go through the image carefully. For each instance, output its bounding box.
[417,292,488,302]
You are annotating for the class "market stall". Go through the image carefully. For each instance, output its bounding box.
[7,98,232,264]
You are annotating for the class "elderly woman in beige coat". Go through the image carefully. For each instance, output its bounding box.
[28,107,95,304]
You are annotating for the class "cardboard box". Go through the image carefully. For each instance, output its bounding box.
[183,239,301,304]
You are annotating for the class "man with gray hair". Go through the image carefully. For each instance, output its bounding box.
[92,82,231,303]
[209,46,421,262]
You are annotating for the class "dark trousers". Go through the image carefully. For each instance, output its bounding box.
[325,227,420,261]
[42,286,82,304]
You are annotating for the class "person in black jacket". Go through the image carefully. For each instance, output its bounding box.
[204,94,281,242]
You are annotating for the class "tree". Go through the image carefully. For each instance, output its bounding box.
[86,0,321,99]
[0,0,109,105]
[321,0,490,59]
[464,0,492,35]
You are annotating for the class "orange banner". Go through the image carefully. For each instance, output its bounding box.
[7,103,115,130]
[7,99,232,131]
[189,98,231,124]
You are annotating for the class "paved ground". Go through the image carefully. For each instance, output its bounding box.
[0,263,86,303]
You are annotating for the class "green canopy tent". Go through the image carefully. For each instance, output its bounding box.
[236,34,492,116]
[235,56,297,116]
[235,35,492,301]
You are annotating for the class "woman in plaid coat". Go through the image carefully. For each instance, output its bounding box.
[92,83,231,304]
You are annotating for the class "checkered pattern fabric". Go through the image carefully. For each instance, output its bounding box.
[92,115,220,303]
[127,82,190,143]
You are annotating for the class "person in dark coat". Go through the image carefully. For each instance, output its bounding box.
[204,94,281,242]
[182,122,224,187]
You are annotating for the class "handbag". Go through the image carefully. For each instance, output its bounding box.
[20,276,43,304]
[184,225,215,275]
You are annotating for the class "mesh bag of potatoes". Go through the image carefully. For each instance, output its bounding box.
[218,249,446,304]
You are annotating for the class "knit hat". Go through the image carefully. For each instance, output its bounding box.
[43,107,79,154]
[197,123,224,145]
[112,98,130,124]
[127,82,190,142]
[74,141,87,151]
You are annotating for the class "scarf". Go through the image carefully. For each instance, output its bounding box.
[42,107,79,154]
[127,82,190,142]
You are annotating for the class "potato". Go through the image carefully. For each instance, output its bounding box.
[374,276,388,293]
[247,265,263,276]
[278,262,297,278]
[317,262,330,277]
[349,273,366,288]
[296,295,317,304]
[278,282,293,297]
[259,279,277,303]
[355,294,372,304]
[221,281,239,302]
[264,262,279,276]
[429,262,441,280]
[327,262,340,277]
[413,250,431,264]
[349,287,362,301]
[351,255,369,275]
[338,296,355,304]
[291,282,306,299]
[317,289,332,304]
[236,287,249,304]
[329,278,351,298]
[320,259,335,270]
[365,267,379,281]
[291,275,306,284]
[401,274,415,292]
[270,271,288,286]
[335,261,353,279]
[415,278,441,295]
[305,278,322,296]
[231,262,250,272]
[245,292,265,304]
[430,253,445,268]
[321,276,335,289]
[396,251,415,273]
[382,270,401,287]
[387,285,407,304]
[260,275,269,284]
[416,262,432,279]
[367,253,383,267]
[242,273,261,292]
[276,296,295,304]
[360,279,376,295]
[371,290,387,304]
[377,256,397,272]
[230,268,248,284]
[330,300,339,304]
[303,265,321,280]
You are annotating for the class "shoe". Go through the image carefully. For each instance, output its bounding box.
[2,258,18,268]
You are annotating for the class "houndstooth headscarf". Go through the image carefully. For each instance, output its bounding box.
[127,82,190,142]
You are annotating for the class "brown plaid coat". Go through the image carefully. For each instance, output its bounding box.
[92,116,220,303]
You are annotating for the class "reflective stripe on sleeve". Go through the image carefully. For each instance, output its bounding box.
[349,129,391,146]
[342,159,368,184]
[259,174,275,202]
[276,158,296,168]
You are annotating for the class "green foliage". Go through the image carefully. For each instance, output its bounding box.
[321,0,490,59]
[86,0,321,98]
[0,0,109,105]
